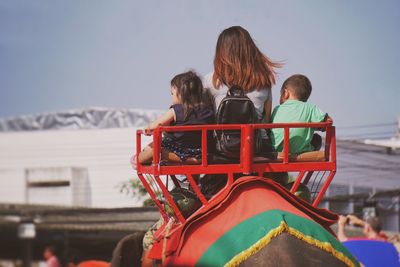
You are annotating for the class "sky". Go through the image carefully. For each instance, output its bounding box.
[0,0,399,138]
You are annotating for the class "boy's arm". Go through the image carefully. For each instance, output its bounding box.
[144,108,175,134]
[325,114,332,123]
[315,113,333,132]
[310,101,332,132]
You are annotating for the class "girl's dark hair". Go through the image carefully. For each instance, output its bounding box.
[171,71,214,119]
[213,26,282,92]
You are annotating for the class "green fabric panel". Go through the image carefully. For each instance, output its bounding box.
[196,209,358,267]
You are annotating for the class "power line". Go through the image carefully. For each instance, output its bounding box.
[338,122,396,130]
[338,131,396,139]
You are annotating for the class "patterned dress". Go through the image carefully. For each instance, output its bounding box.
[161,104,214,161]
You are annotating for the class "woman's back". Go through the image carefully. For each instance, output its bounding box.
[203,72,270,121]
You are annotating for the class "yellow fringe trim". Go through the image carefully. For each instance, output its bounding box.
[225,221,357,267]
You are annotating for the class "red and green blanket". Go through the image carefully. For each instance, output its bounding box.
[150,177,359,267]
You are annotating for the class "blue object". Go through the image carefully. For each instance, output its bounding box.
[343,239,400,267]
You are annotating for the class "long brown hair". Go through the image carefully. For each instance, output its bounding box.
[213,26,281,92]
[171,71,214,120]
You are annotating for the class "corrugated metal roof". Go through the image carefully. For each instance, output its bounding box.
[0,107,163,132]
[0,203,159,232]
[334,140,400,189]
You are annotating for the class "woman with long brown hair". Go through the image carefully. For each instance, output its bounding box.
[203,26,281,123]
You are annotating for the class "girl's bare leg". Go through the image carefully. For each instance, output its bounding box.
[138,144,154,164]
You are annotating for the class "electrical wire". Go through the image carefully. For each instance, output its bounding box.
[338,122,396,130]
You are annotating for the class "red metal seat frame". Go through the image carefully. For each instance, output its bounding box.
[136,122,336,224]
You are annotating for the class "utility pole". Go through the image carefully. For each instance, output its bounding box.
[18,220,36,267]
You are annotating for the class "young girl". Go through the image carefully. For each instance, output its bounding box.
[137,71,215,165]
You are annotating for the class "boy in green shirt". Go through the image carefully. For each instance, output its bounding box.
[270,74,329,154]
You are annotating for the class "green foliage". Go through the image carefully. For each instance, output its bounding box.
[143,198,156,207]
[119,179,161,207]
[287,173,296,183]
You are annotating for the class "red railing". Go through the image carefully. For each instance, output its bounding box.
[135,122,336,224]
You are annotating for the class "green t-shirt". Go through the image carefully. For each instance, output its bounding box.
[271,99,326,154]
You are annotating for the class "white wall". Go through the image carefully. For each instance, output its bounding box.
[0,128,152,208]
[0,169,25,203]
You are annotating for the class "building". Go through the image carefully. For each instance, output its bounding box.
[323,130,400,231]
[0,108,162,264]
[0,108,161,208]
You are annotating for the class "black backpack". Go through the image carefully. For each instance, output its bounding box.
[215,86,262,158]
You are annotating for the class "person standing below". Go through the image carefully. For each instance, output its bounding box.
[337,214,388,242]
[43,246,61,267]
[203,26,281,124]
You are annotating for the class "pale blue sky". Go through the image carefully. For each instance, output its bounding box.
[0,1,399,137]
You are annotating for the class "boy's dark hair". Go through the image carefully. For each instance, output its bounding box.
[171,71,214,120]
[282,74,312,102]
